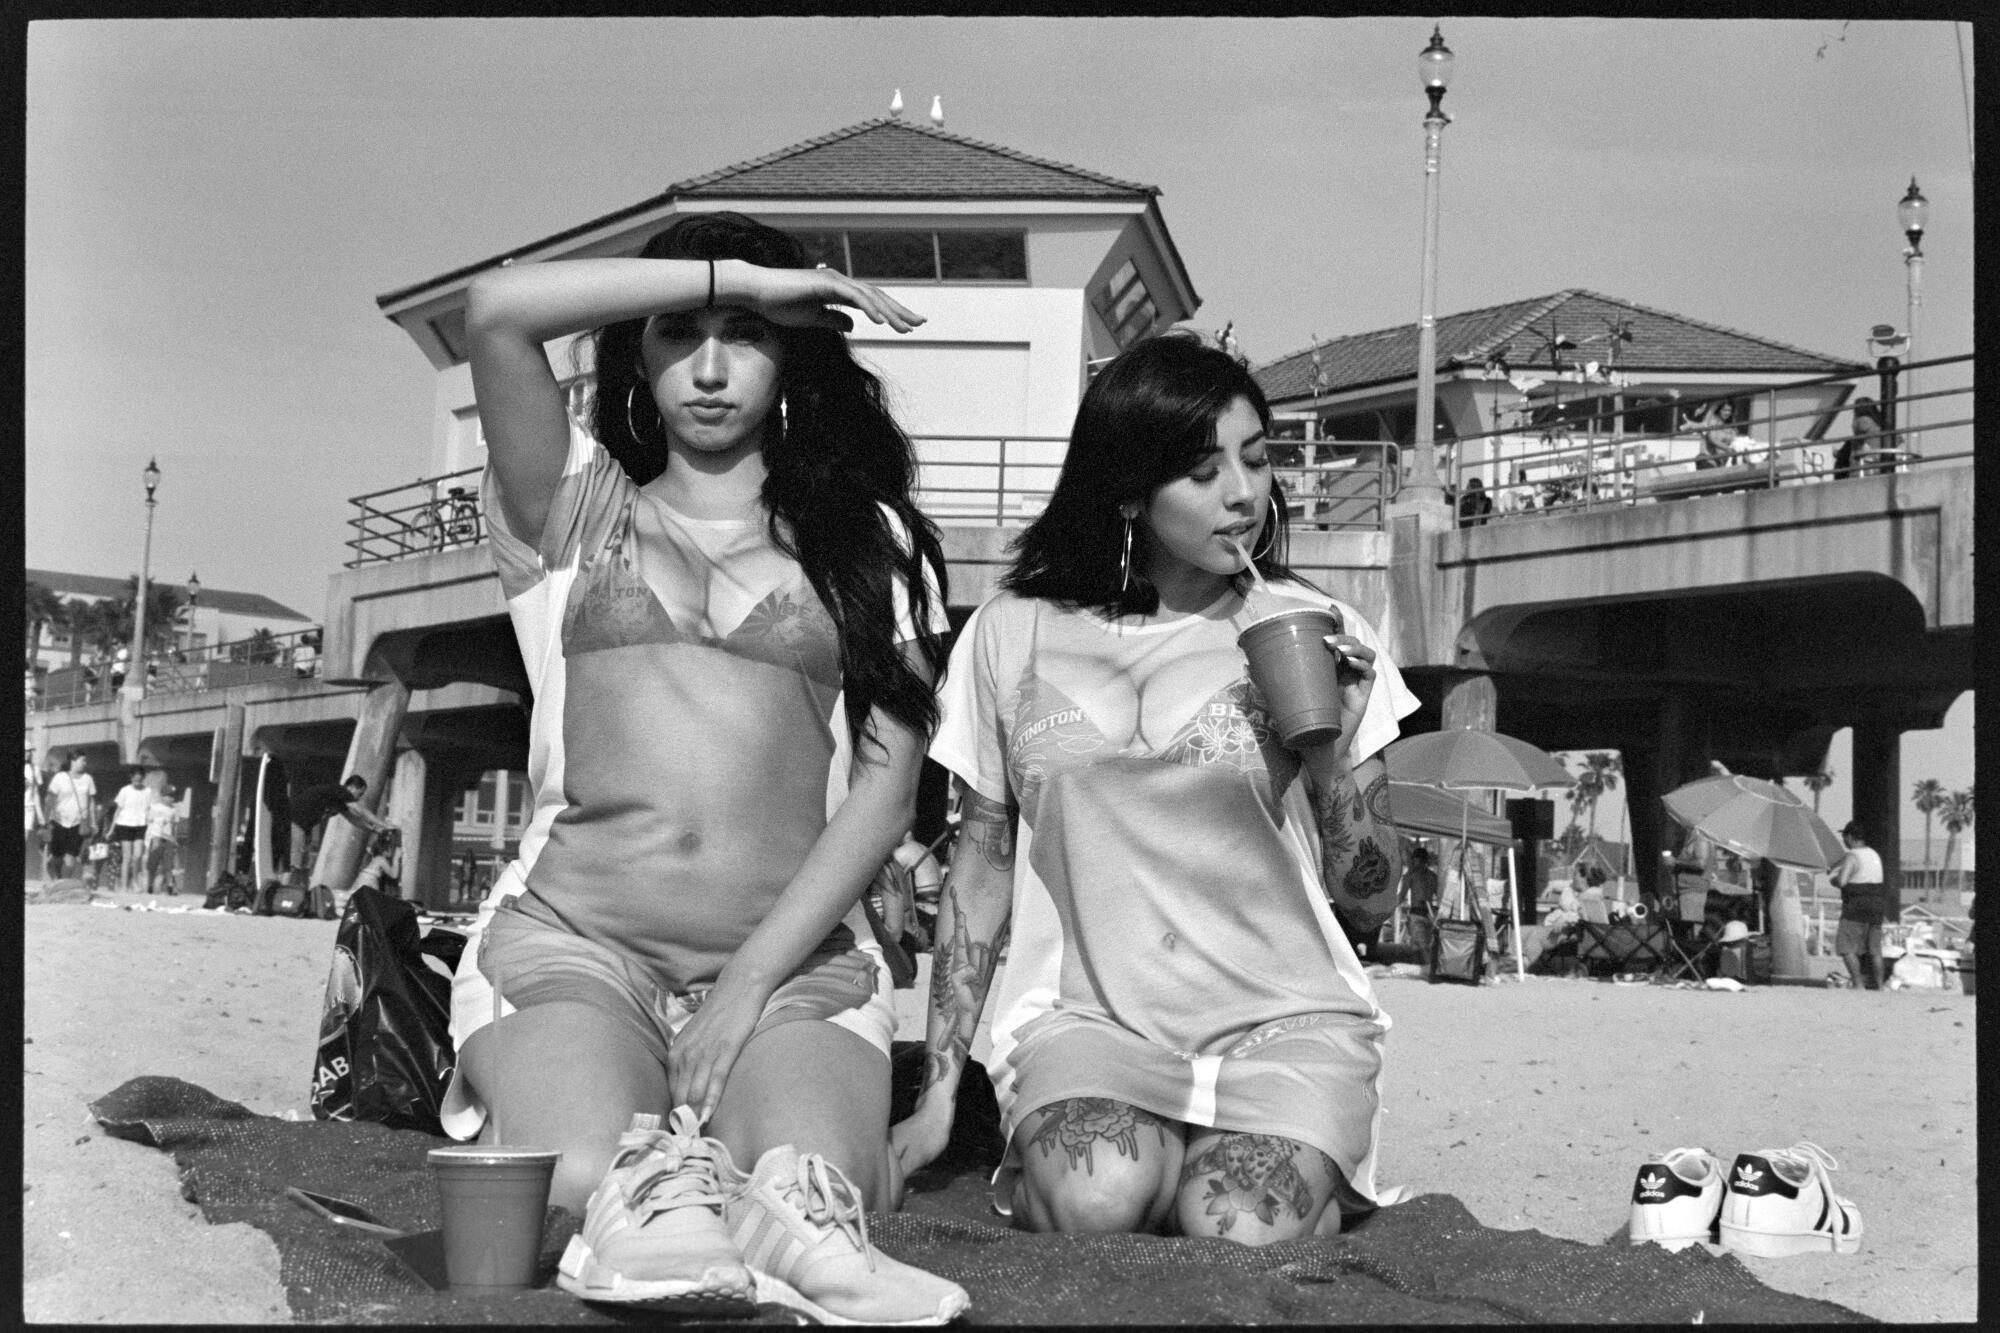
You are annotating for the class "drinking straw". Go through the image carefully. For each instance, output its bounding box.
[1232,538,1270,594]
[490,953,503,1147]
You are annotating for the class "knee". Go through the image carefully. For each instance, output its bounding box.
[1018,1164,1163,1235]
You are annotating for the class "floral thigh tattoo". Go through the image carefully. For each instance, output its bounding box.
[1179,1134,1336,1235]
[1026,1098,1169,1175]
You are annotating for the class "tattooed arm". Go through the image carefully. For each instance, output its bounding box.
[889,777,1016,1178]
[1305,754,1402,936]
[1292,634,1403,937]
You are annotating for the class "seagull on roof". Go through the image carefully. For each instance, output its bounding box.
[890,89,904,118]
[930,95,944,126]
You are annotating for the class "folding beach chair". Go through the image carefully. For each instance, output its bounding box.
[1572,914,1674,976]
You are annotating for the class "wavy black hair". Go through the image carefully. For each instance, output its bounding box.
[582,212,948,752]
[1005,331,1300,616]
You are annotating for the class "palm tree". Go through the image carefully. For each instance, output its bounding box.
[24,580,63,668]
[1938,788,1975,893]
[1805,768,1835,815]
[1911,778,1945,870]
[104,576,187,661]
[1581,751,1621,838]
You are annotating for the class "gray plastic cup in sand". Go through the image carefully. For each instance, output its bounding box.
[1237,605,1344,747]
[426,1145,561,1293]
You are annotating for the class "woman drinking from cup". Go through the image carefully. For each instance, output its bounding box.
[892,332,1417,1244]
[454,212,968,1322]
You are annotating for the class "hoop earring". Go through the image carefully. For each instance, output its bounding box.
[1250,510,1278,562]
[778,393,789,434]
[1118,515,1134,594]
[625,386,650,444]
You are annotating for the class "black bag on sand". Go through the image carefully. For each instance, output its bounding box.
[1428,918,1488,984]
[202,873,257,912]
[310,887,466,1136]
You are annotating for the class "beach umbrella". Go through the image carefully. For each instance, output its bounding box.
[1662,774,1844,872]
[1385,727,1577,793]
[1385,728,1576,980]
[1387,781,1516,846]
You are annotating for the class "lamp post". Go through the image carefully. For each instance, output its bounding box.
[1404,24,1455,504]
[126,458,160,701]
[1897,178,1928,448]
[182,571,201,659]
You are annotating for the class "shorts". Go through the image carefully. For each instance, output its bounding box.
[111,824,146,844]
[48,823,85,859]
[997,1006,1390,1217]
[439,893,896,1140]
[1835,917,1882,956]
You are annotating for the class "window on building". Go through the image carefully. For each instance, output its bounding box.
[1095,258,1158,349]
[780,229,1027,283]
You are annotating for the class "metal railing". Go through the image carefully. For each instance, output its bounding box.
[1442,353,1973,527]
[30,625,324,709]
[346,468,486,567]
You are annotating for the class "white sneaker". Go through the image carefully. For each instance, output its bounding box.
[1719,1141,1863,1257]
[556,1108,758,1312]
[724,1142,970,1325]
[1627,1147,1725,1251]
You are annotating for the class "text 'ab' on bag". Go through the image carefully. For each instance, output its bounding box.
[310,887,466,1136]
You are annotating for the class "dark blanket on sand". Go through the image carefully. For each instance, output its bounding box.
[90,1073,1869,1325]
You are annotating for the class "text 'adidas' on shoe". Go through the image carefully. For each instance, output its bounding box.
[1719,1141,1863,1258]
[1627,1147,1725,1251]
[556,1107,758,1312]
[727,1143,970,1326]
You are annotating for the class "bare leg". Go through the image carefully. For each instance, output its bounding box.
[456,1001,668,1216]
[1175,1130,1343,1245]
[1011,1098,1183,1235]
[706,1021,897,1211]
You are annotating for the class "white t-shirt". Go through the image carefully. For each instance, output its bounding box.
[1838,846,1884,885]
[48,770,96,828]
[930,580,1419,1117]
[112,782,154,829]
[469,422,947,990]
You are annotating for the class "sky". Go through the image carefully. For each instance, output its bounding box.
[22,16,1976,844]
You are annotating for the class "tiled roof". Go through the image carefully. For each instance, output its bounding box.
[663,117,1158,200]
[1255,290,1866,403]
[378,118,1157,308]
[24,569,310,623]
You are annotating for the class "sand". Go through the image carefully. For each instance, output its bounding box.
[21,887,1978,1324]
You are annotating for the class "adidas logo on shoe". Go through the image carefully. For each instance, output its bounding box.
[1719,1142,1862,1258]
[725,1142,970,1326]
[556,1108,758,1313]
[1627,1147,1725,1251]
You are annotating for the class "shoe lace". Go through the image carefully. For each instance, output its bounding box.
[619,1108,730,1220]
[1770,1141,1839,1176]
[627,1140,731,1220]
[787,1154,875,1272]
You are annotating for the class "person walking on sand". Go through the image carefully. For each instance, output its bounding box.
[44,752,97,881]
[1830,822,1888,991]
[144,783,183,895]
[892,333,1417,1247]
[107,768,154,893]
[450,211,965,1323]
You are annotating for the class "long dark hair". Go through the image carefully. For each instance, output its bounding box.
[583,212,948,751]
[1006,331,1299,616]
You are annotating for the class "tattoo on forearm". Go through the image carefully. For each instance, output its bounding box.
[1342,838,1394,906]
[1026,1098,1167,1174]
[1179,1135,1329,1235]
[920,878,1007,1095]
[960,790,1017,871]
[1363,772,1394,827]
